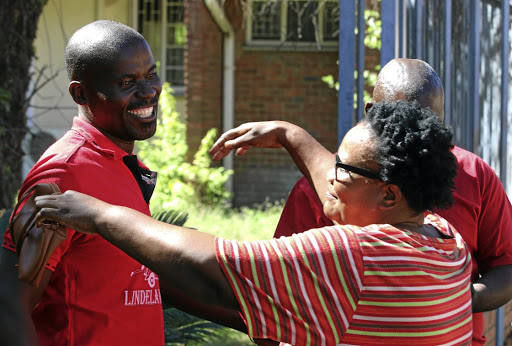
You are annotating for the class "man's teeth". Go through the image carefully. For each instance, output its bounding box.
[128,106,153,118]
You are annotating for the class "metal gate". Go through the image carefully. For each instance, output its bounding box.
[338,0,510,186]
[338,0,511,343]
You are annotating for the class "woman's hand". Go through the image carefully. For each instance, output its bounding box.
[35,190,111,235]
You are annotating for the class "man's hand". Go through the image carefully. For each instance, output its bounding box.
[209,121,290,161]
[34,191,109,235]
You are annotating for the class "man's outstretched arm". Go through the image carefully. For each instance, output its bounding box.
[209,121,333,205]
[472,265,512,312]
[159,279,247,332]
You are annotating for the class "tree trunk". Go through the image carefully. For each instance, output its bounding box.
[0,0,47,209]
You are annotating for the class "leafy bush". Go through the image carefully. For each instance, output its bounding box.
[163,307,253,345]
[136,83,232,212]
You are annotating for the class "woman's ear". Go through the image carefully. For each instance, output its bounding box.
[379,183,401,210]
[69,81,88,105]
[364,101,374,114]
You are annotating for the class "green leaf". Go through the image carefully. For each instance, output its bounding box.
[0,88,12,112]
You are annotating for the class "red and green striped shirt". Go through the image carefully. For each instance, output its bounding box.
[216,213,472,345]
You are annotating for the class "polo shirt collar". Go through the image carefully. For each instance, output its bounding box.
[71,117,131,159]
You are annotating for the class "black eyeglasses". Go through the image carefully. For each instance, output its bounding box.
[335,153,381,180]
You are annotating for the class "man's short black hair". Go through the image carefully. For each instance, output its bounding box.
[362,101,456,213]
[65,20,146,82]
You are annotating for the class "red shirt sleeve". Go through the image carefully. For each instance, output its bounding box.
[437,147,512,273]
[2,162,79,271]
[274,177,333,238]
[475,160,512,269]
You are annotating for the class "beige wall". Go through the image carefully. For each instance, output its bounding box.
[30,0,133,138]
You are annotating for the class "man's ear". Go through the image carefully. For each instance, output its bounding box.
[69,81,88,105]
[364,101,373,114]
[379,183,401,210]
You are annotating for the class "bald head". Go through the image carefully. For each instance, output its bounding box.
[65,20,146,82]
[370,59,445,119]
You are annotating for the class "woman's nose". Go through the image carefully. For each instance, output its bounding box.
[327,168,336,183]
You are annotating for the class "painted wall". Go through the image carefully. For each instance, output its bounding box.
[25,0,130,162]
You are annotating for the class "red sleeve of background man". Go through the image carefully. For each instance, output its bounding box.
[476,165,512,269]
[274,176,334,238]
[469,152,512,270]
[438,146,512,272]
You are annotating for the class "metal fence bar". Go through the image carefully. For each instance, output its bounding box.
[356,0,366,121]
[415,0,422,59]
[380,0,396,66]
[496,8,510,345]
[496,1,509,340]
[496,307,505,346]
[338,0,356,144]
[443,0,451,124]
[499,0,509,187]
[468,0,481,152]
[398,0,405,56]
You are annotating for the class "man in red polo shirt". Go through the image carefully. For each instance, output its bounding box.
[273,58,512,345]
[0,20,165,345]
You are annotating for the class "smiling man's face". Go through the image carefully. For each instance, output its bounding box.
[82,38,162,148]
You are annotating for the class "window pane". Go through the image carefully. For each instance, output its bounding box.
[166,68,184,86]
[167,0,184,22]
[251,0,281,40]
[166,47,184,66]
[323,1,339,41]
[167,24,186,45]
[153,0,160,20]
[138,0,162,60]
[286,0,317,42]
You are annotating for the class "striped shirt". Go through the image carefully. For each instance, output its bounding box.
[215,213,472,345]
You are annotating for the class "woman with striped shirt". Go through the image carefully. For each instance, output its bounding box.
[35,101,472,345]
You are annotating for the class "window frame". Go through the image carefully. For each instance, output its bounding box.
[134,0,186,94]
[245,0,339,50]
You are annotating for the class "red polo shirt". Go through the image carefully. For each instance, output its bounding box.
[3,117,164,346]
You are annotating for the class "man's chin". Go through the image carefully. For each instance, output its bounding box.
[133,124,157,140]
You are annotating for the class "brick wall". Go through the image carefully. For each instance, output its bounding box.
[185,0,223,161]
[232,43,339,206]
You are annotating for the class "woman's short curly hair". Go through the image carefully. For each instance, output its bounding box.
[362,101,457,213]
